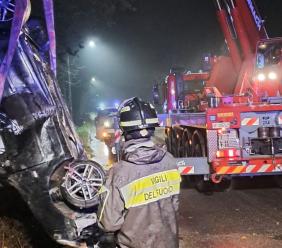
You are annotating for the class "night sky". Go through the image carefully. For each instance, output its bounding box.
[50,0,282,116]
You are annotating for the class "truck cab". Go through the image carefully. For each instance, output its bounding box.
[95,107,118,143]
[254,39,282,97]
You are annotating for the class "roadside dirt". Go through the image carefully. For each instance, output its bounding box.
[179,178,282,248]
[0,188,60,248]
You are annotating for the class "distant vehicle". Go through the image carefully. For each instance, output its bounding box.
[95,108,120,163]
[95,107,118,143]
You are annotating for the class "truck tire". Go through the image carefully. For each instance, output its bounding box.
[165,128,172,154]
[191,131,206,157]
[191,131,213,193]
[181,129,192,157]
[171,128,181,157]
[274,175,282,188]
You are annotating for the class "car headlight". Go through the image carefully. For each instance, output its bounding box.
[104,145,109,157]
[257,73,266,81]
[104,121,110,128]
[268,71,277,80]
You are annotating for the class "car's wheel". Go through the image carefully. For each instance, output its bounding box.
[60,160,105,209]
[0,0,31,29]
[0,0,15,22]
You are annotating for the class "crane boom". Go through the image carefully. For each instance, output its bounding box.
[215,0,242,72]
[236,0,268,52]
[228,0,252,59]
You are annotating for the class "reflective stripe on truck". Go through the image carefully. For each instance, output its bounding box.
[176,158,210,175]
[215,164,282,175]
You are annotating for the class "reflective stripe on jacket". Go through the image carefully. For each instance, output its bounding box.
[98,138,181,248]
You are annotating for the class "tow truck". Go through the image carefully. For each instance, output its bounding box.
[154,0,282,191]
[95,107,120,164]
[95,107,117,142]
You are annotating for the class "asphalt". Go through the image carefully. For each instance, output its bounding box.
[153,127,282,248]
[179,180,282,248]
[92,128,282,248]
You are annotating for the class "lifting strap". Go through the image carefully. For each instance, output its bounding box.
[43,0,56,76]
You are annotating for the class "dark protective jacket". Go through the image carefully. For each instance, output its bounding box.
[98,138,181,248]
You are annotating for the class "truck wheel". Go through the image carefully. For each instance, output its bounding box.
[181,130,192,157]
[191,131,212,193]
[191,131,206,157]
[193,176,213,194]
[213,177,231,191]
[166,128,179,157]
[171,129,181,157]
[274,175,282,188]
[165,128,172,153]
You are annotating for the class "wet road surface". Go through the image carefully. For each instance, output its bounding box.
[179,181,282,248]
[93,128,282,248]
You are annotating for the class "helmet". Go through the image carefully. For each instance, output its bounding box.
[119,97,159,133]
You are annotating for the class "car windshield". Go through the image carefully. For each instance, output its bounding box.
[183,79,205,94]
[97,108,117,117]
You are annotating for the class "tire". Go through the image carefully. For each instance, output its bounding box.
[180,129,192,157]
[178,129,192,187]
[214,178,231,191]
[190,130,212,193]
[191,130,206,157]
[0,0,31,28]
[274,175,282,188]
[165,128,172,154]
[60,160,105,209]
[171,129,181,157]
[192,176,213,194]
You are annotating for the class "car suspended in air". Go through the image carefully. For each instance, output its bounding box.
[0,0,105,246]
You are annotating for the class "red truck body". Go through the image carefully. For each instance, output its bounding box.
[156,0,282,189]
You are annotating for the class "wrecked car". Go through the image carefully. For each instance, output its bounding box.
[0,0,105,246]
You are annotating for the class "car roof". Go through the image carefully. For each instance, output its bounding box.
[97,108,118,116]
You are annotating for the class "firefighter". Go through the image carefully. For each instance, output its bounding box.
[98,97,181,248]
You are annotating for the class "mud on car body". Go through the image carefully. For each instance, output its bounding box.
[0,0,105,246]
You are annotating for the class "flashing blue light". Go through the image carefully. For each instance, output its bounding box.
[99,103,105,110]
[114,101,120,109]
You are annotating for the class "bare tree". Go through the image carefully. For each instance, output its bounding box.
[53,0,137,123]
